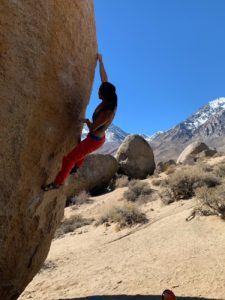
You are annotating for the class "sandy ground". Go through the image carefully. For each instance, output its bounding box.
[19,158,225,300]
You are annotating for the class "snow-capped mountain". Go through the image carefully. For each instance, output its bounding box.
[81,97,225,160]
[150,97,225,161]
[183,97,225,131]
[104,124,129,143]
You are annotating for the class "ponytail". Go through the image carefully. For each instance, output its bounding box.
[99,82,118,111]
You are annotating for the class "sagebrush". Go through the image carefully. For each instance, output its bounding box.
[115,175,129,188]
[123,179,153,202]
[194,185,225,219]
[151,178,162,186]
[213,163,225,178]
[166,166,220,200]
[160,188,174,205]
[67,190,91,207]
[55,215,94,238]
[97,203,148,228]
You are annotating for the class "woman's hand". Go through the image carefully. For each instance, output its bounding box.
[80,118,89,123]
[80,118,92,130]
[97,53,108,82]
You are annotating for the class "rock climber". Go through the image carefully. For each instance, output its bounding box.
[41,54,117,191]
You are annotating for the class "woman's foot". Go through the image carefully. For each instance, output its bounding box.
[162,290,176,300]
[41,182,61,192]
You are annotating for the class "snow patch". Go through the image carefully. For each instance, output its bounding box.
[208,97,225,109]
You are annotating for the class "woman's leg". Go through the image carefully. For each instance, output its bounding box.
[69,158,84,175]
[54,135,105,185]
[75,158,85,168]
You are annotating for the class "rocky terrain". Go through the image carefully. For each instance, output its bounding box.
[19,153,225,300]
[1,1,225,299]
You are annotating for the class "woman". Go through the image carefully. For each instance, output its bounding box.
[42,54,117,191]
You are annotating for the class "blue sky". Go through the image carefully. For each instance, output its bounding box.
[87,0,225,136]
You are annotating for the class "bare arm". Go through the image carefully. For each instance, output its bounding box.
[83,111,112,132]
[97,53,108,82]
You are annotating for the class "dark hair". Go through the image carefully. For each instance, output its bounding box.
[99,82,117,111]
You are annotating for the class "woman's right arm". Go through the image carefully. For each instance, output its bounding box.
[97,53,108,82]
[82,111,111,132]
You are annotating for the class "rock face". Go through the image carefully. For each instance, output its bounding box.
[115,135,156,179]
[177,142,214,164]
[66,154,119,197]
[0,1,97,299]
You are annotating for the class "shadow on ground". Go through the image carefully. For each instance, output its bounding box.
[58,295,222,300]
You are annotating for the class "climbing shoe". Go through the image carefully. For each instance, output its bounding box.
[70,165,79,175]
[41,182,60,192]
[162,290,176,300]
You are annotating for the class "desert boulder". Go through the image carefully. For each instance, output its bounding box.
[65,154,119,197]
[115,135,156,179]
[177,141,216,164]
[0,1,97,299]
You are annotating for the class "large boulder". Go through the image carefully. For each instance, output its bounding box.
[177,141,216,164]
[65,154,119,198]
[0,1,97,299]
[115,135,156,179]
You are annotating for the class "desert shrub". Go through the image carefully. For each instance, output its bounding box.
[160,188,174,205]
[55,215,94,238]
[165,165,176,175]
[97,203,148,228]
[67,190,91,207]
[196,162,214,173]
[115,175,129,188]
[151,178,162,186]
[212,151,224,158]
[123,179,153,202]
[195,185,225,219]
[153,171,160,177]
[167,167,220,200]
[213,163,225,178]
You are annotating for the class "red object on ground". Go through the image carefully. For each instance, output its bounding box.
[54,134,105,185]
[162,289,176,300]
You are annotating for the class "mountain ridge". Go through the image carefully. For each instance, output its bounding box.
[82,97,225,160]
[150,97,225,160]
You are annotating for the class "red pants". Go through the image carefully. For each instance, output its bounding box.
[54,134,105,185]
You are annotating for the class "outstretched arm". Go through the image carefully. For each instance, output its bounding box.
[97,53,108,82]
